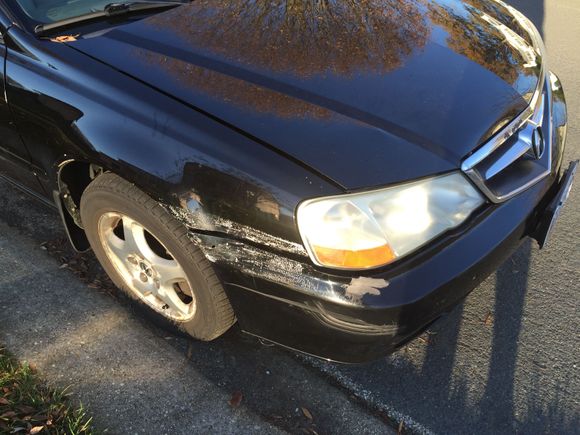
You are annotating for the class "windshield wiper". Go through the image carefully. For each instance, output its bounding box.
[35,1,188,36]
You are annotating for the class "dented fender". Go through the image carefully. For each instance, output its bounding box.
[3,27,342,252]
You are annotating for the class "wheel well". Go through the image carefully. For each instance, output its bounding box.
[56,160,104,252]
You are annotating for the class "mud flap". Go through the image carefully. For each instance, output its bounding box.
[53,190,91,252]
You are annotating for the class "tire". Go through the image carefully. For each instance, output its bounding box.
[80,172,235,340]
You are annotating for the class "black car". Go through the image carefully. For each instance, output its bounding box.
[0,0,576,363]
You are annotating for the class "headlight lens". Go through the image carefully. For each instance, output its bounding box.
[297,172,485,270]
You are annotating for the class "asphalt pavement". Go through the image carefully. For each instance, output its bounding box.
[0,0,578,434]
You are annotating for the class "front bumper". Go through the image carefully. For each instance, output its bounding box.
[193,73,574,363]
[210,162,573,363]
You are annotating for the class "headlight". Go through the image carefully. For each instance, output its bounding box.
[297,172,485,270]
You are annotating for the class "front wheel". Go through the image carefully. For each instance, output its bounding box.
[80,172,235,340]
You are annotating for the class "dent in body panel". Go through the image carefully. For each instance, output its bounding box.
[166,201,307,257]
[165,200,392,309]
[4,30,343,230]
[212,243,390,314]
[191,232,397,335]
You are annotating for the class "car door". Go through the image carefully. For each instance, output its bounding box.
[0,23,46,196]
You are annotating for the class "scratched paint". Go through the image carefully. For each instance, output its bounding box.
[167,202,307,257]
[165,200,390,309]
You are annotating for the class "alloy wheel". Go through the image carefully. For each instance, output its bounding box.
[97,212,196,321]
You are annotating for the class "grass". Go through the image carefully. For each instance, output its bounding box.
[0,346,94,434]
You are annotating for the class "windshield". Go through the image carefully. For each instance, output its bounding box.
[13,0,182,25]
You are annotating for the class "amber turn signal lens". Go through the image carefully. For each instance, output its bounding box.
[312,244,396,269]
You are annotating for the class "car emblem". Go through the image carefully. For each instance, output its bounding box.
[531,126,545,159]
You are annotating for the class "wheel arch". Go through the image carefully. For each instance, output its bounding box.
[55,158,178,252]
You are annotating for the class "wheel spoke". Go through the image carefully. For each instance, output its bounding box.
[122,217,156,261]
[104,229,129,263]
[155,259,187,286]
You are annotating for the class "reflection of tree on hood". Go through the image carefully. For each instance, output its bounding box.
[428,0,537,87]
[140,0,430,118]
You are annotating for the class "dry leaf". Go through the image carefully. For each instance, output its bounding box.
[398,420,404,434]
[417,334,430,345]
[228,391,243,408]
[50,35,79,43]
[301,407,313,420]
[30,426,44,434]
[0,397,9,405]
[483,312,494,327]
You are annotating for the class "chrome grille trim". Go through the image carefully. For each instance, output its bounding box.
[462,65,545,172]
[461,71,552,203]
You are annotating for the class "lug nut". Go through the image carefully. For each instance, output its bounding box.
[140,272,148,282]
[128,256,138,265]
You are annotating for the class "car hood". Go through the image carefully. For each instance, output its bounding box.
[66,0,543,190]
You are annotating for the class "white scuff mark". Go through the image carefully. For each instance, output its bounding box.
[166,203,307,257]
[195,235,356,306]
[344,277,389,303]
[213,215,306,256]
